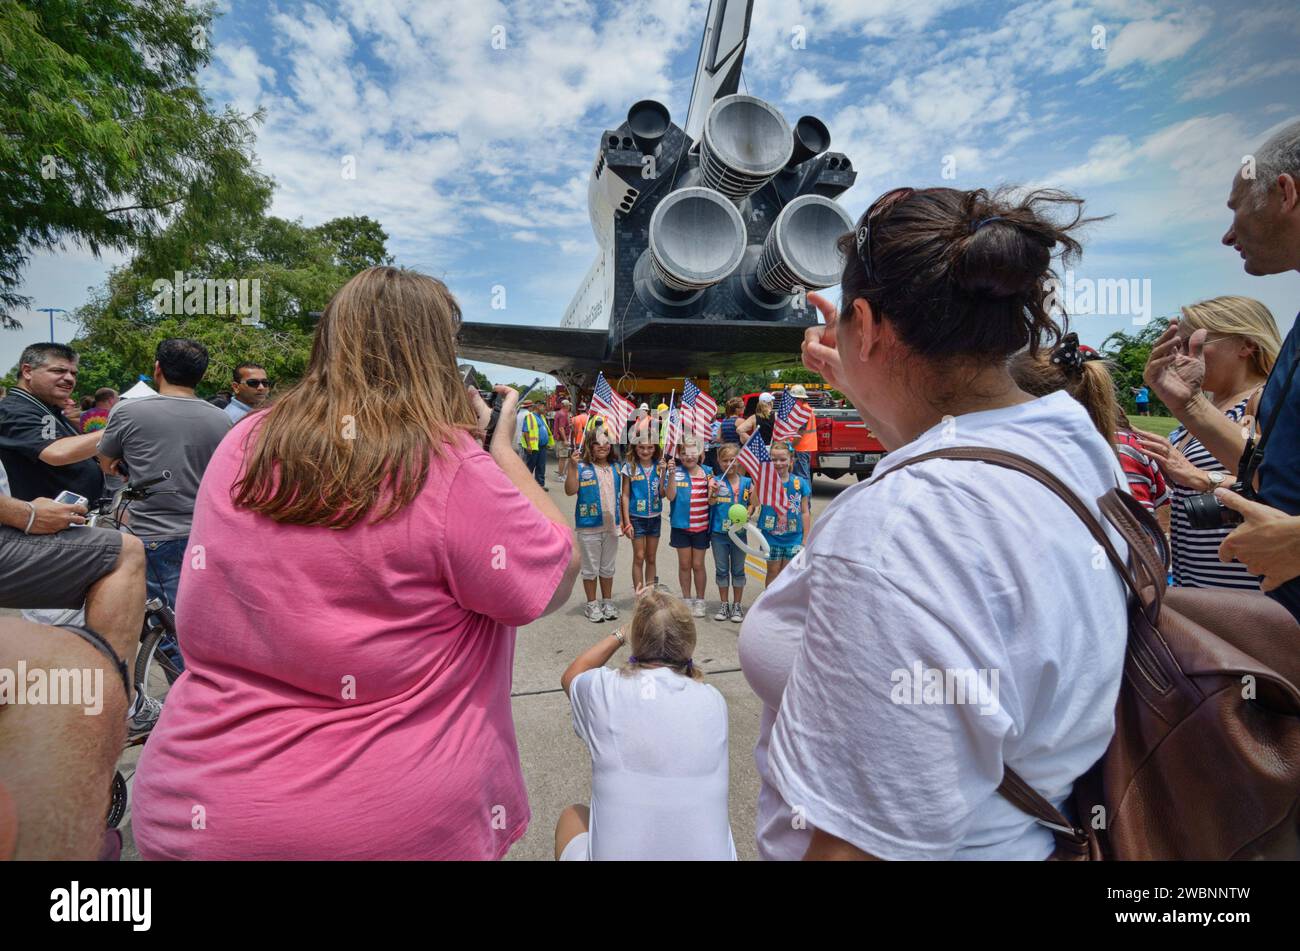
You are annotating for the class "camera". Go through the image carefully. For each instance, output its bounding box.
[1182,479,1254,530]
[1181,442,1262,531]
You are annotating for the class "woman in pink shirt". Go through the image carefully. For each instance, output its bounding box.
[131,267,579,860]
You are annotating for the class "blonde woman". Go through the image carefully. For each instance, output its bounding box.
[1138,296,1281,589]
[556,587,735,860]
[132,267,579,860]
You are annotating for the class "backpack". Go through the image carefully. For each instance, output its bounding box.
[881,446,1300,860]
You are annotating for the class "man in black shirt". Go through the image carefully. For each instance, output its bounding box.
[0,343,105,503]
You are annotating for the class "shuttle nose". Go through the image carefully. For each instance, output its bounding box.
[647,186,746,291]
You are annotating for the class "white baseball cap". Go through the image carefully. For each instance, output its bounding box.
[758,392,775,404]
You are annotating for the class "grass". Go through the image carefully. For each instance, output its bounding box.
[1130,415,1179,437]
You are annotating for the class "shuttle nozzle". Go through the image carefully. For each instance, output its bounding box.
[699,95,793,201]
[627,100,671,154]
[647,186,746,292]
[757,195,854,294]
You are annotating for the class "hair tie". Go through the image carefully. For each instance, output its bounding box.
[970,215,1005,233]
[1051,332,1085,373]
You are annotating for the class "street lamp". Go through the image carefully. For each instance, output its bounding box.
[35,307,68,342]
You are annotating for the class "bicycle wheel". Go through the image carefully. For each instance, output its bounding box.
[134,625,183,704]
[106,771,127,829]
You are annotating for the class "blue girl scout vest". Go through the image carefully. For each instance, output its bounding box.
[575,462,622,528]
[758,474,806,539]
[624,461,664,518]
[669,464,714,530]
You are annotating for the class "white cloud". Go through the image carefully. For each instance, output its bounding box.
[785,68,847,103]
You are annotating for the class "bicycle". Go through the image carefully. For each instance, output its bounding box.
[89,472,184,834]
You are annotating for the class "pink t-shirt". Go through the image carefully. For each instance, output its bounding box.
[131,424,573,860]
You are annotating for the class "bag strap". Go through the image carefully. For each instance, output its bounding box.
[869,444,1170,855]
[874,446,1164,607]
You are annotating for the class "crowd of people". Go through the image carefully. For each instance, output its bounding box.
[1,118,1298,861]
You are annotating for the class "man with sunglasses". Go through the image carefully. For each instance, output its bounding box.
[225,363,272,424]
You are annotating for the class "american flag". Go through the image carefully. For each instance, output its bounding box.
[662,390,680,458]
[772,390,815,444]
[590,371,634,438]
[682,379,717,438]
[737,431,788,514]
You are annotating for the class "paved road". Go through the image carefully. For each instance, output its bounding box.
[75,466,855,860]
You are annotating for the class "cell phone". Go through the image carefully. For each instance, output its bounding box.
[54,490,88,507]
[483,376,542,449]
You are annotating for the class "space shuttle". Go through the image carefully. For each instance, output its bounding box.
[456,0,857,391]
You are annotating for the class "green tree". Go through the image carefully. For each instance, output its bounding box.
[0,0,266,326]
[62,207,393,397]
[1101,322,1171,416]
[709,369,775,403]
[776,366,846,402]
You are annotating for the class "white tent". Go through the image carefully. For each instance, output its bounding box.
[120,379,157,400]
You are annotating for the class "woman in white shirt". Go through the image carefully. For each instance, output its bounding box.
[556,587,736,860]
[739,186,1130,860]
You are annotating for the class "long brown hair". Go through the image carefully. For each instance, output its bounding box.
[233,267,476,527]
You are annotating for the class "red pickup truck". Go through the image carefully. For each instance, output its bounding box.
[740,392,886,481]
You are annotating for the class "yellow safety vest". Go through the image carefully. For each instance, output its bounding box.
[520,412,550,451]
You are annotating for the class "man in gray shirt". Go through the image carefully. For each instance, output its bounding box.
[99,339,230,671]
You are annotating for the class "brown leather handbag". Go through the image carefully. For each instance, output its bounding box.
[882,446,1300,860]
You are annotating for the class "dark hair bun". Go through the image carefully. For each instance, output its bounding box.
[836,186,1102,361]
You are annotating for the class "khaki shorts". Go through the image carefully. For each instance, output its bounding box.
[577,529,618,579]
[0,524,123,610]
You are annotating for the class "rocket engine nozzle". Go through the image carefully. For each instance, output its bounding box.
[699,94,793,202]
[627,100,671,154]
[647,186,747,293]
[757,194,854,294]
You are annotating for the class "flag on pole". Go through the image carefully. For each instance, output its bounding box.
[772,390,815,444]
[590,371,634,438]
[662,390,679,458]
[682,379,717,439]
[737,431,788,513]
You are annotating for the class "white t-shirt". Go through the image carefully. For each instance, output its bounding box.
[740,391,1130,860]
[568,665,737,860]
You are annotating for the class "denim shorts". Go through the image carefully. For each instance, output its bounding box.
[631,515,662,538]
[670,527,711,550]
[710,532,746,586]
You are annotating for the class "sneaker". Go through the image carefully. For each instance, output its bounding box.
[602,600,618,620]
[126,691,163,744]
[691,599,706,619]
[730,603,744,623]
[584,601,604,623]
[714,603,732,621]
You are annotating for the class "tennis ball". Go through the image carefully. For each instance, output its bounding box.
[728,503,748,525]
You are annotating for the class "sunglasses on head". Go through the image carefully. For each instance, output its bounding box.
[242,378,271,388]
[854,186,915,283]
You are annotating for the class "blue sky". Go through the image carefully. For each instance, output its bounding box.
[8,0,1299,386]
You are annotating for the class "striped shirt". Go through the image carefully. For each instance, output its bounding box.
[1114,431,1170,513]
[1168,396,1262,591]
[688,474,710,532]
